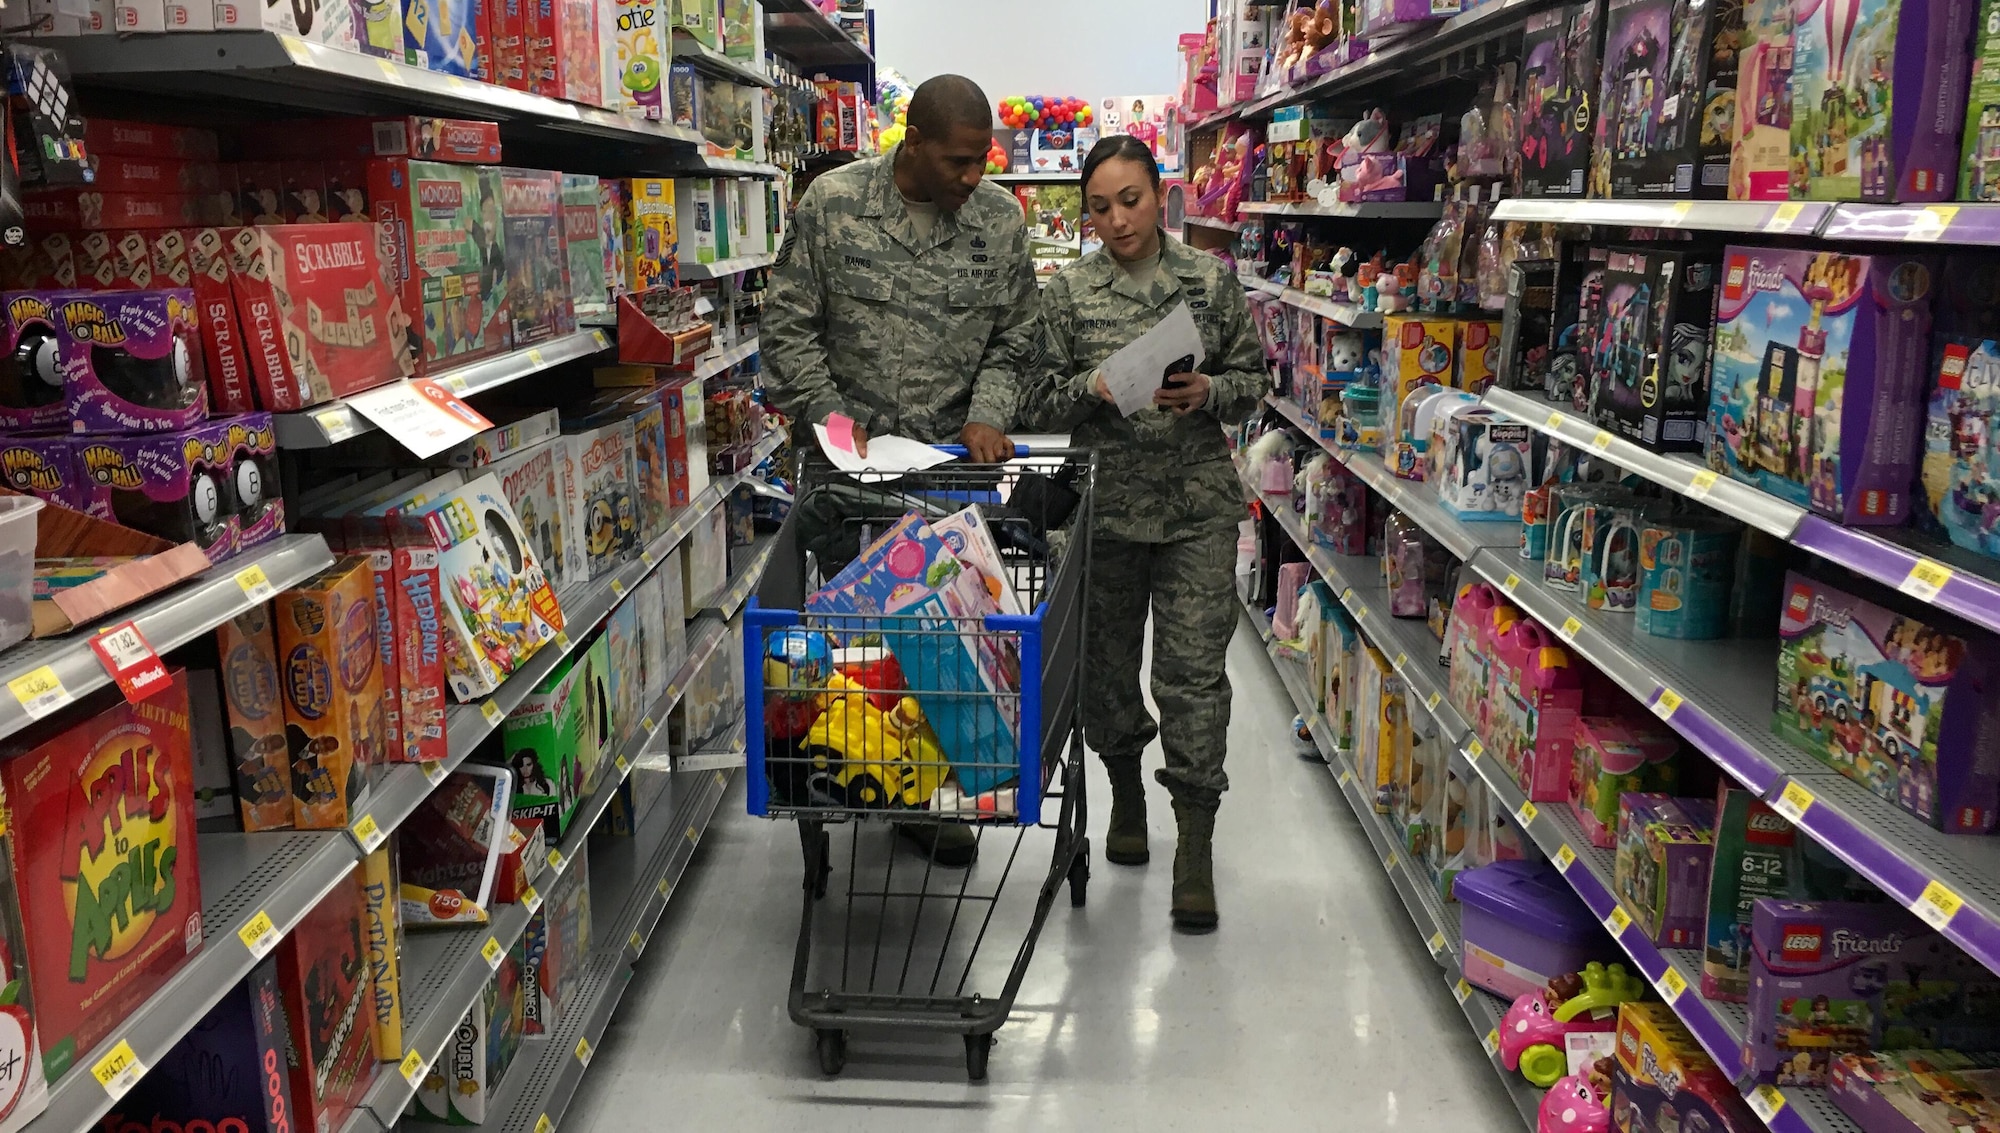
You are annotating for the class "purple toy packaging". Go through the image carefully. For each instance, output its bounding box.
[1707,247,1937,524]
[0,434,89,514]
[1774,570,2000,832]
[75,418,238,561]
[1749,898,2000,1085]
[1790,0,1973,202]
[1585,246,1721,453]
[222,412,282,551]
[0,292,71,431]
[1518,0,1605,198]
[1590,0,1742,198]
[1613,1003,1761,1133]
[1613,793,1714,947]
[53,288,209,434]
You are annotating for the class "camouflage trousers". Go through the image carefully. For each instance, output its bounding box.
[1084,530,1238,808]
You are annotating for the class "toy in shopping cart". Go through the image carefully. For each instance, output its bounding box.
[800,673,950,809]
[1537,1063,1613,1133]
[1498,962,1647,1088]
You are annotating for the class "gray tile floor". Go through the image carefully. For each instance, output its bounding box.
[565,615,1521,1131]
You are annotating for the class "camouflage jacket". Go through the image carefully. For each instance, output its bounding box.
[1030,234,1265,543]
[762,145,1038,444]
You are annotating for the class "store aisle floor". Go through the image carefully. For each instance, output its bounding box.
[566,614,1519,1132]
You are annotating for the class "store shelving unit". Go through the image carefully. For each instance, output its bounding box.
[691,336,762,381]
[679,253,779,280]
[1490,198,1830,236]
[1237,199,1444,219]
[671,30,776,87]
[274,330,614,449]
[987,171,1081,183]
[1237,272,1286,297]
[762,0,874,67]
[665,155,784,178]
[1186,215,1248,234]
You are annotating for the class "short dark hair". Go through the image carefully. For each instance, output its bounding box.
[908,75,993,138]
[1082,134,1161,193]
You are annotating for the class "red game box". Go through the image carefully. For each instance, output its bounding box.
[184,227,257,414]
[494,0,528,90]
[82,120,219,162]
[0,234,78,290]
[226,223,415,411]
[21,192,205,231]
[234,117,503,165]
[549,0,602,105]
[83,156,219,196]
[274,867,373,1133]
[281,162,331,224]
[325,160,368,223]
[522,0,554,94]
[71,228,191,291]
[367,159,510,375]
[0,676,203,1084]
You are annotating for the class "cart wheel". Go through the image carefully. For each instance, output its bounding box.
[1067,838,1089,908]
[814,1029,847,1076]
[813,831,831,900]
[965,1033,992,1082]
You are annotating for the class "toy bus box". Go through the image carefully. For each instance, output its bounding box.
[1774,570,2000,831]
[50,289,209,434]
[606,594,642,745]
[411,936,522,1124]
[398,765,513,927]
[275,867,373,1133]
[217,604,297,832]
[1791,0,1973,202]
[413,473,564,701]
[1584,246,1721,453]
[0,678,202,1084]
[630,400,671,543]
[561,420,639,583]
[73,420,240,563]
[1707,247,1937,524]
[274,556,387,828]
[1917,335,2000,562]
[367,160,511,377]
[610,0,670,122]
[1614,793,1715,947]
[110,957,290,1133]
[1612,1003,1759,1132]
[226,223,414,411]
[360,845,402,1061]
[560,175,607,318]
[1590,0,1741,198]
[498,651,586,840]
[498,168,573,347]
[1518,0,1605,198]
[634,568,670,705]
[1731,0,1793,200]
[1748,898,2000,1085]
[1702,786,1798,1003]
[488,439,569,593]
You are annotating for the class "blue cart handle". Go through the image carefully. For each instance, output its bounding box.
[934,444,1032,458]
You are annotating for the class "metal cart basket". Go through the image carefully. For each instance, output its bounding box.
[743,449,1092,1081]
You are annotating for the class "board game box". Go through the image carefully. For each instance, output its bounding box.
[629,400,671,543]
[52,288,209,434]
[634,568,669,705]
[367,159,510,377]
[0,679,202,1083]
[415,472,565,700]
[275,868,373,1133]
[1518,1,1605,198]
[488,439,569,594]
[1791,0,1973,202]
[73,420,239,562]
[217,604,296,831]
[0,829,44,1132]
[499,168,573,346]
[606,593,641,745]
[273,556,386,829]
[623,178,676,291]
[563,420,639,581]
[108,957,288,1133]
[411,937,521,1124]
[499,652,586,840]
[398,764,512,926]
[582,633,612,793]
[561,174,607,317]
[361,845,402,1060]
[226,222,413,411]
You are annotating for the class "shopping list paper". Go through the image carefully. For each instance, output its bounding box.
[813,423,957,482]
[1099,300,1205,417]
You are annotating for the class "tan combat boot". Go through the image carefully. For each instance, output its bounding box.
[1103,758,1149,865]
[1168,797,1218,932]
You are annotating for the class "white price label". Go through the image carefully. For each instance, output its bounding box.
[345,378,495,460]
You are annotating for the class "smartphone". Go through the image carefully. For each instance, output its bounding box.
[1163,354,1196,390]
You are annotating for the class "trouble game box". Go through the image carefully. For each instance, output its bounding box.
[0,678,203,1083]
[368,159,511,376]
[273,556,387,828]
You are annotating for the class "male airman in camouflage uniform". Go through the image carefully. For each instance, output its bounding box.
[764,75,1036,868]
[1032,226,1265,930]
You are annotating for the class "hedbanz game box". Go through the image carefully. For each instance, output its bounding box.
[276,868,374,1133]
[368,159,511,376]
[227,223,414,411]
[0,678,203,1083]
[499,168,573,346]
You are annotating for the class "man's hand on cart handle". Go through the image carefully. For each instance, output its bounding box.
[961,422,1015,464]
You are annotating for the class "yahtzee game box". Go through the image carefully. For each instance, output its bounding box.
[0,677,203,1083]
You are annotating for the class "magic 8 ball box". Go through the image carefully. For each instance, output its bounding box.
[0,677,203,1084]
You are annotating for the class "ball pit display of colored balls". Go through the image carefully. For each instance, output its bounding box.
[985,140,1007,173]
[997,95,1095,131]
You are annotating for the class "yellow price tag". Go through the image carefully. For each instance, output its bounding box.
[400,1049,428,1085]
[1502,573,1520,593]
[523,886,541,913]
[629,929,644,955]
[575,1038,593,1067]
[1910,205,1961,242]
[641,550,656,567]
[1653,688,1684,721]
[534,1115,554,1133]
[8,666,69,720]
[314,408,355,441]
[440,375,469,394]
[1337,769,1353,786]
[1765,201,1806,233]
[591,330,609,349]
[91,1039,145,1099]
[1352,604,1367,620]
[615,754,631,776]
[1515,801,1538,826]
[1688,469,1719,500]
[1546,411,1567,431]
[481,700,504,725]
[1465,738,1484,760]
[235,563,275,602]
[1774,781,1816,823]
[237,910,279,960]
[1454,979,1471,1003]
[1554,844,1576,871]
[1901,558,1954,602]
[548,848,566,872]
[684,824,700,844]
[1340,586,1355,603]
[374,57,401,82]
[351,814,384,853]
[1384,849,1400,870]
[642,715,656,734]
[1590,430,1614,452]
[1427,931,1446,955]
[1606,906,1632,934]
[1482,1028,1499,1056]
[1659,967,1688,1002]
[527,347,546,366]
[611,578,627,597]
[555,631,571,650]
[1913,880,1966,930]
[1394,651,1408,669]
[1747,1084,1787,1122]
[1668,200,1694,220]
[422,760,446,786]
[1559,616,1581,642]
[657,876,670,897]
[481,937,503,969]
[1425,690,1442,713]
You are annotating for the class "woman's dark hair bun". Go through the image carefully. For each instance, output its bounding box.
[1081,134,1161,193]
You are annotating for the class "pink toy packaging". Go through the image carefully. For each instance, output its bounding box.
[1774,571,2000,832]
[1381,512,1445,618]
[1748,898,2000,1085]
[1456,860,1616,1001]
[1305,455,1369,556]
[53,288,209,433]
[1569,716,1679,848]
[1613,794,1715,947]
[1490,620,1583,802]
[1614,1003,1760,1133]
[1446,581,1512,733]
[1707,247,1937,524]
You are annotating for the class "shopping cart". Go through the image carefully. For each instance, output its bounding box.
[743,448,1092,1081]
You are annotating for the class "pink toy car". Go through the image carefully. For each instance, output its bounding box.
[1538,1069,1611,1133]
[1500,962,1646,1087]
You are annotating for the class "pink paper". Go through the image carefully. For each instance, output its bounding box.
[826,412,857,453]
